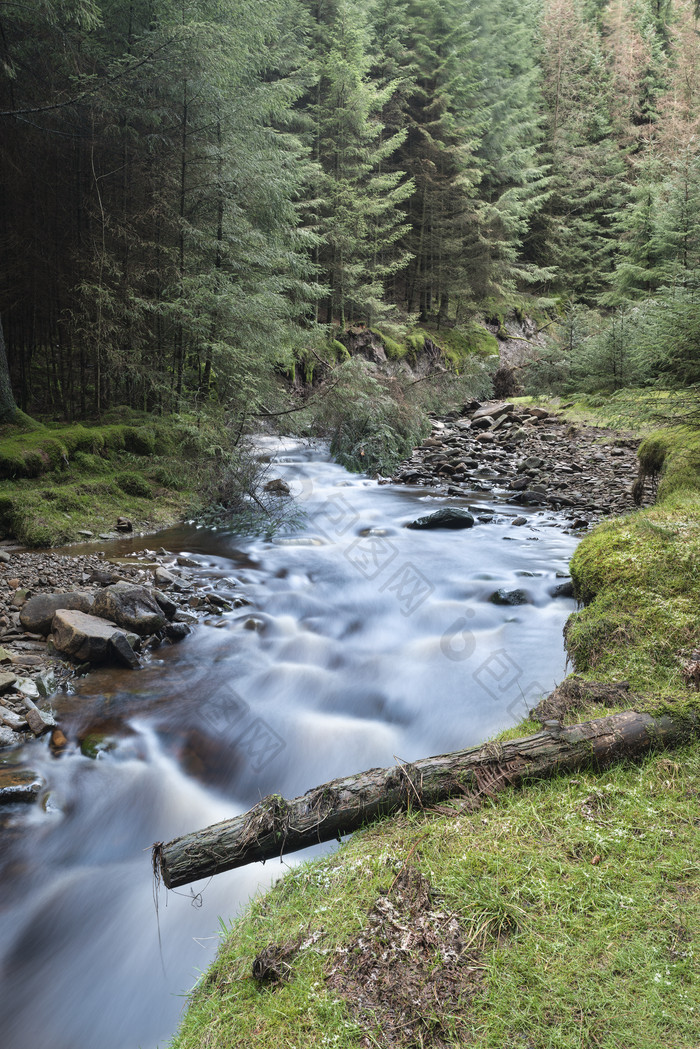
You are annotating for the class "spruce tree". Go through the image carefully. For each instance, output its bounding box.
[307,0,412,326]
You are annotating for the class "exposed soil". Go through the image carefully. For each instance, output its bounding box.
[327,866,483,1048]
[531,676,638,723]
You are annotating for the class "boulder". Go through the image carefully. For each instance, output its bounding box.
[109,632,142,669]
[153,566,176,588]
[489,588,532,606]
[550,580,575,599]
[152,588,178,620]
[406,508,475,530]
[164,622,190,641]
[52,609,140,666]
[0,671,17,694]
[471,416,493,431]
[24,706,55,736]
[264,478,291,496]
[20,591,95,636]
[471,401,513,422]
[92,582,167,636]
[11,588,30,608]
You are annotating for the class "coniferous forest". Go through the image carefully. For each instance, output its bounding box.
[1,0,699,424]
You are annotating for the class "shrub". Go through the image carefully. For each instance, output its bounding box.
[151,466,181,489]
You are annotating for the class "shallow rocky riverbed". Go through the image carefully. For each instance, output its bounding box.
[0,403,642,802]
[0,545,250,786]
[390,400,643,527]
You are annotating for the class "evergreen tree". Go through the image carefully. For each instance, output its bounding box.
[539,0,628,299]
[307,0,412,325]
[603,150,668,303]
[469,0,552,298]
[395,0,485,318]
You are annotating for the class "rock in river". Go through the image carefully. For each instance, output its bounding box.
[0,766,43,804]
[92,582,167,636]
[489,588,532,606]
[20,591,95,636]
[406,508,475,530]
[52,609,141,667]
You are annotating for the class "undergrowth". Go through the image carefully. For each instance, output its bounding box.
[0,410,286,546]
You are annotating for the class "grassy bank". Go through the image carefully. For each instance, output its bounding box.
[171,747,699,1049]
[566,424,700,714]
[167,398,699,1049]
[0,410,238,546]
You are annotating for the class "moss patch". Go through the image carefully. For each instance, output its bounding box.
[0,410,237,546]
[566,425,700,713]
[423,322,499,368]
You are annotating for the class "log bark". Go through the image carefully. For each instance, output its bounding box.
[153,709,698,889]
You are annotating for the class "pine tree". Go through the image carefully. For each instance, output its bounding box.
[604,149,668,303]
[539,0,628,299]
[394,0,486,318]
[468,0,552,299]
[307,0,413,326]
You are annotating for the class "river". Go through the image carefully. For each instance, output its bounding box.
[0,437,579,1049]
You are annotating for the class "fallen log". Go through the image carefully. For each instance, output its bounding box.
[153,709,698,889]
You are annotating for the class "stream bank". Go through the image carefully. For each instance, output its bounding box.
[166,421,700,1049]
[0,435,581,1049]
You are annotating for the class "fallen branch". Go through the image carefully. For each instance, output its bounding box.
[153,709,698,888]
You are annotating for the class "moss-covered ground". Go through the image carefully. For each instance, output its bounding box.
[168,394,700,1049]
[566,425,700,716]
[0,410,233,546]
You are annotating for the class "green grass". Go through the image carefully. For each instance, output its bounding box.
[567,425,700,708]
[170,747,699,1049]
[0,410,236,546]
[552,388,696,434]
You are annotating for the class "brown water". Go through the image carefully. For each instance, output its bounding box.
[0,437,579,1049]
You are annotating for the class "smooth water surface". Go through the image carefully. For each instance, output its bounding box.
[0,438,579,1049]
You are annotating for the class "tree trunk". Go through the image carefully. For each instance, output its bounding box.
[0,313,18,423]
[153,709,697,889]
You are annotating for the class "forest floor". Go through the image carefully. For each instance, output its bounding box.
[168,389,700,1049]
[0,410,248,547]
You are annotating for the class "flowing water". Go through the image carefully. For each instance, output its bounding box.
[0,437,579,1049]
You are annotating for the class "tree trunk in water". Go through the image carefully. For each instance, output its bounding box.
[153,709,698,889]
[0,314,18,423]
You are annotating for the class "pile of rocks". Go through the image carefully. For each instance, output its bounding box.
[0,546,249,755]
[391,400,642,526]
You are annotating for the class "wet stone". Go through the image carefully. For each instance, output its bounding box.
[490,588,532,606]
[406,508,475,531]
[0,767,42,804]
